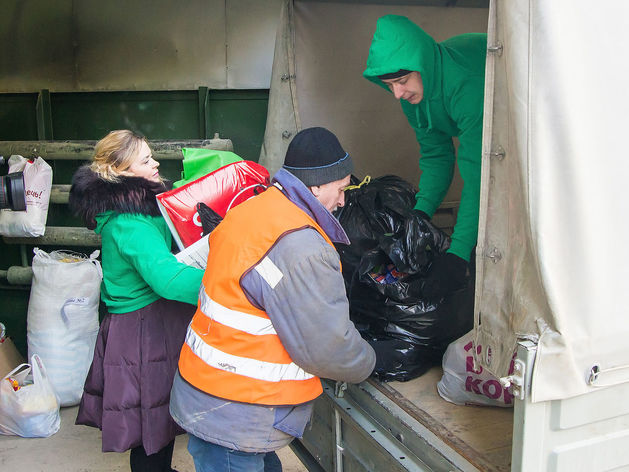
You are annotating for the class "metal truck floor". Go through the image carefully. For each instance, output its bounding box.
[382,366,514,471]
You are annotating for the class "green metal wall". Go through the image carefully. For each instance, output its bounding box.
[1,89,268,158]
[0,94,39,140]
[0,88,269,355]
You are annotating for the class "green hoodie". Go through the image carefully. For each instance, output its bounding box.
[364,15,486,261]
[95,211,202,313]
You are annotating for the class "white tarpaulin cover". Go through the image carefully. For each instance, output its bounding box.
[476,0,629,402]
[261,0,629,403]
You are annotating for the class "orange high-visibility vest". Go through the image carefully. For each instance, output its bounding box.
[178,185,335,406]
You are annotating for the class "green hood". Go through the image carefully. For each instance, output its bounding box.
[363,15,441,101]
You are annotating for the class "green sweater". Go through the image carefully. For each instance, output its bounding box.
[364,15,486,261]
[94,211,203,313]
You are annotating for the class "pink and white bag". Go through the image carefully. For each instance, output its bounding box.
[437,331,515,407]
[0,155,53,237]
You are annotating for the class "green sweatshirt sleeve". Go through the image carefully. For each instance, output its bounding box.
[447,83,483,262]
[412,124,456,217]
[114,215,203,305]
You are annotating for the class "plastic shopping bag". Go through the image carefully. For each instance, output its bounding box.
[0,155,53,237]
[0,355,60,437]
[437,331,515,407]
[173,148,243,188]
[157,160,269,249]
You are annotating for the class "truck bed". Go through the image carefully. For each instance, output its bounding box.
[381,367,513,471]
[297,366,514,471]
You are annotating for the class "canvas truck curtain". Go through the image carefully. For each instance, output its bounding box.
[259,0,300,176]
[476,0,629,402]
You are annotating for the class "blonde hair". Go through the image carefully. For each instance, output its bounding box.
[89,130,150,182]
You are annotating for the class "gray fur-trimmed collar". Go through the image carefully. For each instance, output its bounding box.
[69,165,169,230]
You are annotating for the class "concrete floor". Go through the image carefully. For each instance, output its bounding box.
[0,406,308,471]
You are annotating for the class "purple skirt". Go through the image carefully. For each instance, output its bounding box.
[76,297,196,454]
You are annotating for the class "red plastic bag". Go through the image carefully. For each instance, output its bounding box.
[157,161,269,248]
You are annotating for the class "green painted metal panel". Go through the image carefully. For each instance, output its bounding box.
[1,289,30,356]
[50,91,201,140]
[0,94,39,140]
[36,89,54,140]
[47,89,268,161]
[208,90,269,163]
[198,86,211,139]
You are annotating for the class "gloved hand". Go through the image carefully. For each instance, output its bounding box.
[422,252,469,301]
[197,202,223,235]
[411,209,431,222]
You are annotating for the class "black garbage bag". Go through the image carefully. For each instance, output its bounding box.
[335,175,417,281]
[379,211,450,274]
[336,175,474,382]
[383,286,473,368]
[367,336,432,382]
[197,202,223,235]
[354,249,474,381]
[357,249,427,301]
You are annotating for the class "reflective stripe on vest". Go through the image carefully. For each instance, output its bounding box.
[178,186,329,405]
[198,286,276,336]
[185,326,314,382]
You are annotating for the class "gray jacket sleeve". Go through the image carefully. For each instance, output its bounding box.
[241,228,376,384]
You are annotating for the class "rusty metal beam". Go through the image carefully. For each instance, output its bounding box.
[0,137,233,161]
[3,226,101,247]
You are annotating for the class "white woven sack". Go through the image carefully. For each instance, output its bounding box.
[0,155,53,237]
[27,248,102,407]
[437,331,515,408]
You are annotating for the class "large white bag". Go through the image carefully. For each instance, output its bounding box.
[0,354,60,438]
[27,248,101,407]
[437,331,515,407]
[0,155,53,237]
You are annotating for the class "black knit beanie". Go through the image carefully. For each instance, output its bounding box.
[377,69,411,80]
[283,127,353,186]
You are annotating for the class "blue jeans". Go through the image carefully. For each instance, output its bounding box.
[187,434,283,472]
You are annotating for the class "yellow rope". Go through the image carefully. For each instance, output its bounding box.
[344,175,371,191]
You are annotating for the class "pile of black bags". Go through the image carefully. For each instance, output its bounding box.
[335,176,474,382]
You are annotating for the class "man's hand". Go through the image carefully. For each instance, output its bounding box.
[412,209,431,222]
[423,252,469,301]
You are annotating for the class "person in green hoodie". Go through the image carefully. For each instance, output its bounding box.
[364,15,486,300]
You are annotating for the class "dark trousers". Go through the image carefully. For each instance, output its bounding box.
[130,439,175,472]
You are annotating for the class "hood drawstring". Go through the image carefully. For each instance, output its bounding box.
[415,103,433,131]
[425,102,434,129]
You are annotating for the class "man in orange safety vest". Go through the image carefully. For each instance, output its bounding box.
[170,127,376,472]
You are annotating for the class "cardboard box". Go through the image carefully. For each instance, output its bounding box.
[0,338,25,378]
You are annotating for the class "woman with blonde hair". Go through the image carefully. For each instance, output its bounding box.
[69,130,203,472]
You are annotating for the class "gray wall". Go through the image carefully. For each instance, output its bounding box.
[0,0,283,92]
